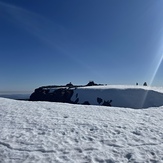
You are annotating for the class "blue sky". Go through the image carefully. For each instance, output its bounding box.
[0,0,163,91]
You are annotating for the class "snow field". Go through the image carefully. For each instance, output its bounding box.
[0,97,163,162]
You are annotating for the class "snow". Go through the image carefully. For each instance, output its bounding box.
[0,86,163,162]
[71,85,163,108]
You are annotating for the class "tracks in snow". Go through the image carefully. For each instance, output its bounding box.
[0,141,56,153]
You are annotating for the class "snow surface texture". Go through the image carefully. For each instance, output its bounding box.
[0,88,163,163]
[70,85,163,109]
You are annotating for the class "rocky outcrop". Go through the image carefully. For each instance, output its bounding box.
[29,86,113,107]
[30,87,74,103]
[30,82,105,103]
[86,81,98,86]
[29,84,163,108]
[29,83,112,106]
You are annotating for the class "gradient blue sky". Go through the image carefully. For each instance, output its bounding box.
[1,0,163,91]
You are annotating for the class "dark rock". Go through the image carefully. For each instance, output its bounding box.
[74,98,79,104]
[102,100,112,106]
[97,97,103,104]
[30,87,74,103]
[86,81,97,86]
[29,82,109,106]
[82,101,90,105]
[66,82,73,88]
[143,82,147,86]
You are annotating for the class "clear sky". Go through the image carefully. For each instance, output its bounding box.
[1,0,163,92]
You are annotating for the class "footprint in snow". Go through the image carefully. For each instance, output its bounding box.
[125,153,132,160]
[63,116,68,118]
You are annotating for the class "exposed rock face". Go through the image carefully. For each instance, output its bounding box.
[30,87,74,103]
[29,85,112,106]
[30,82,105,104]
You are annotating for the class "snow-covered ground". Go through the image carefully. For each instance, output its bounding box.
[0,86,163,162]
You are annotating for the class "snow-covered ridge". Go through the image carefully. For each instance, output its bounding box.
[0,97,163,162]
[30,85,163,109]
[79,85,163,93]
[71,85,163,109]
